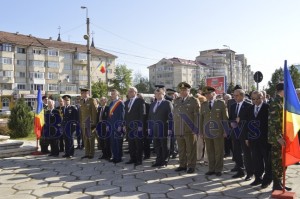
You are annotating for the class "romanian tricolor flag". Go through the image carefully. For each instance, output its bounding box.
[98,62,106,74]
[283,60,300,166]
[34,87,44,139]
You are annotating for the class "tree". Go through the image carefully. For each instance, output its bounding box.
[135,78,150,93]
[266,65,300,97]
[111,64,132,96]
[227,82,234,94]
[91,81,108,98]
[8,98,34,138]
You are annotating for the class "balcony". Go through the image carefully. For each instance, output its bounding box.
[0,77,14,83]
[74,59,87,65]
[29,78,45,85]
[0,64,13,71]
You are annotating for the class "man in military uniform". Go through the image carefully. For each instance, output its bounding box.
[40,96,50,153]
[61,95,78,158]
[268,83,291,191]
[79,88,98,159]
[200,86,228,177]
[56,97,65,152]
[173,82,200,173]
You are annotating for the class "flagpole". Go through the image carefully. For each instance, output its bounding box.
[282,105,287,193]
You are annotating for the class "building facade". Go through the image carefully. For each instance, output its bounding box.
[0,31,116,110]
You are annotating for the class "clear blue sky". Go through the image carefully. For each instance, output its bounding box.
[2,0,300,88]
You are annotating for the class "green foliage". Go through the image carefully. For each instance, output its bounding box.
[0,125,10,135]
[91,81,108,98]
[135,78,150,93]
[7,98,34,138]
[111,64,132,96]
[266,66,300,97]
[227,82,234,94]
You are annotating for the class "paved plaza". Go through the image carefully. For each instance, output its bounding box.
[0,141,299,199]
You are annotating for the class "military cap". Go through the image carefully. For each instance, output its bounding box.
[234,85,242,90]
[155,85,165,89]
[177,82,191,89]
[62,95,72,100]
[166,88,176,94]
[202,86,216,94]
[80,87,89,92]
[276,82,284,91]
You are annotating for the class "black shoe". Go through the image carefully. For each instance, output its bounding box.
[187,168,195,174]
[88,156,94,159]
[112,159,122,164]
[230,167,239,172]
[48,154,53,157]
[232,171,245,178]
[143,156,150,160]
[261,181,271,189]
[152,162,162,167]
[81,155,89,159]
[125,160,136,164]
[224,153,230,158]
[250,179,262,186]
[171,154,178,159]
[134,162,142,166]
[272,181,284,192]
[175,167,187,172]
[205,171,215,175]
[215,172,222,176]
[98,156,105,159]
[245,175,253,181]
[280,182,292,191]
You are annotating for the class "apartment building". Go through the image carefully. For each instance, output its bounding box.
[0,31,116,110]
[148,57,209,90]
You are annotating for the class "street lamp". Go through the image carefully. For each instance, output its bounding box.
[81,6,91,92]
[223,45,233,87]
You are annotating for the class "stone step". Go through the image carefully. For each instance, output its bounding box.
[0,140,24,150]
[0,135,10,142]
[0,145,37,158]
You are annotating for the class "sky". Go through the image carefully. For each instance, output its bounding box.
[1,0,300,88]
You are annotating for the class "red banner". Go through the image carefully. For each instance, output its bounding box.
[206,76,226,94]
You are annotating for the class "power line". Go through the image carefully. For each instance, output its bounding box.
[91,22,170,55]
[117,59,151,67]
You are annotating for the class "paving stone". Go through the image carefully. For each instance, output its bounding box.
[84,185,120,196]
[136,171,167,181]
[13,179,48,190]
[138,183,172,194]
[149,193,167,198]
[29,171,58,179]
[44,175,77,183]
[53,193,92,199]
[167,188,206,199]
[111,191,149,199]
[0,187,16,197]
[0,194,36,199]
[113,178,146,187]
[0,174,30,184]
[63,180,96,192]
[32,187,69,197]
[161,175,194,185]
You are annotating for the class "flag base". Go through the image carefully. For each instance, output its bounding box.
[31,147,44,155]
[271,190,296,199]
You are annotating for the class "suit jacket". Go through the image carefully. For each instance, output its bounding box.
[96,105,110,137]
[247,102,269,143]
[200,99,228,138]
[107,99,125,131]
[173,96,200,135]
[124,97,145,129]
[229,100,252,140]
[148,100,173,137]
[44,109,61,139]
[79,98,98,128]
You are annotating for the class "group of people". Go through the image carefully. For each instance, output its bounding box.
[39,82,300,193]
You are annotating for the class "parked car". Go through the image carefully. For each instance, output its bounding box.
[0,109,11,116]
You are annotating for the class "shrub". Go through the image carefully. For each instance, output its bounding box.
[0,125,10,136]
[8,98,34,138]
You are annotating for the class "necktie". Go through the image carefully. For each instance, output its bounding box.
[182,98,185,103]
[153,101,160,112]
[209,101,212,110]
[235,103,240,116]
[254,106,259,117]
[128,99,133,110]
[99,107,104,121]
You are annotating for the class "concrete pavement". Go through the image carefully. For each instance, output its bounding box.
[0,141,299,199]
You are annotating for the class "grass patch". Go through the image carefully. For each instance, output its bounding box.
[14,131,37,141]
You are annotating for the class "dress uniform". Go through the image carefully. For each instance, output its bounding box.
[173,82,200,174]
[79,88,98,159]
[200,86,228,176]
[61,95,78,158]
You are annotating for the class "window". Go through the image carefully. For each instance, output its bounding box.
[75,53,87,60]
[64,84,76,92]
[47,72,55,79]
[31,84,43,90]
[107,69,113,74]
[17,60,26,66]
[2,98,10,108]
[0,71,13,77]
[17,84,26,90]
[74,65,83,70]
[19,72,26,78]
[30,72,44,79]
[48,49,59,56]
[48,84,58,91]
[64,63,72,70]
[29,60,44,67]
[79,75,88,81]
[47,61,59,68]
[64,53,72,59]
[0,44,12,52]
[17,47,26,54]
[0,57,12,64]
[33,49,42,55]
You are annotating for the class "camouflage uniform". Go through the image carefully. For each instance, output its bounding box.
[268,94,283,182]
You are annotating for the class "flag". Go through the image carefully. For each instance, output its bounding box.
[34,87,44,139]
[98,62,106,74]
[283,60,300,166]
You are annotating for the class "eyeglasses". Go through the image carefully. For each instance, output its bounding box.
[251,98,261,100]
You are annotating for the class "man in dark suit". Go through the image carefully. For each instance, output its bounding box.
[44,99,61,157]
[75,96,83,149]
[124,87,145,166]
[148,87,173,167]
[96,97,111,160]
[107,89,125,163]
[230,89,253,181]
[40,95,50,153]
[247,91,272,188]
[61,95,78,158]
[56,97,65,152]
